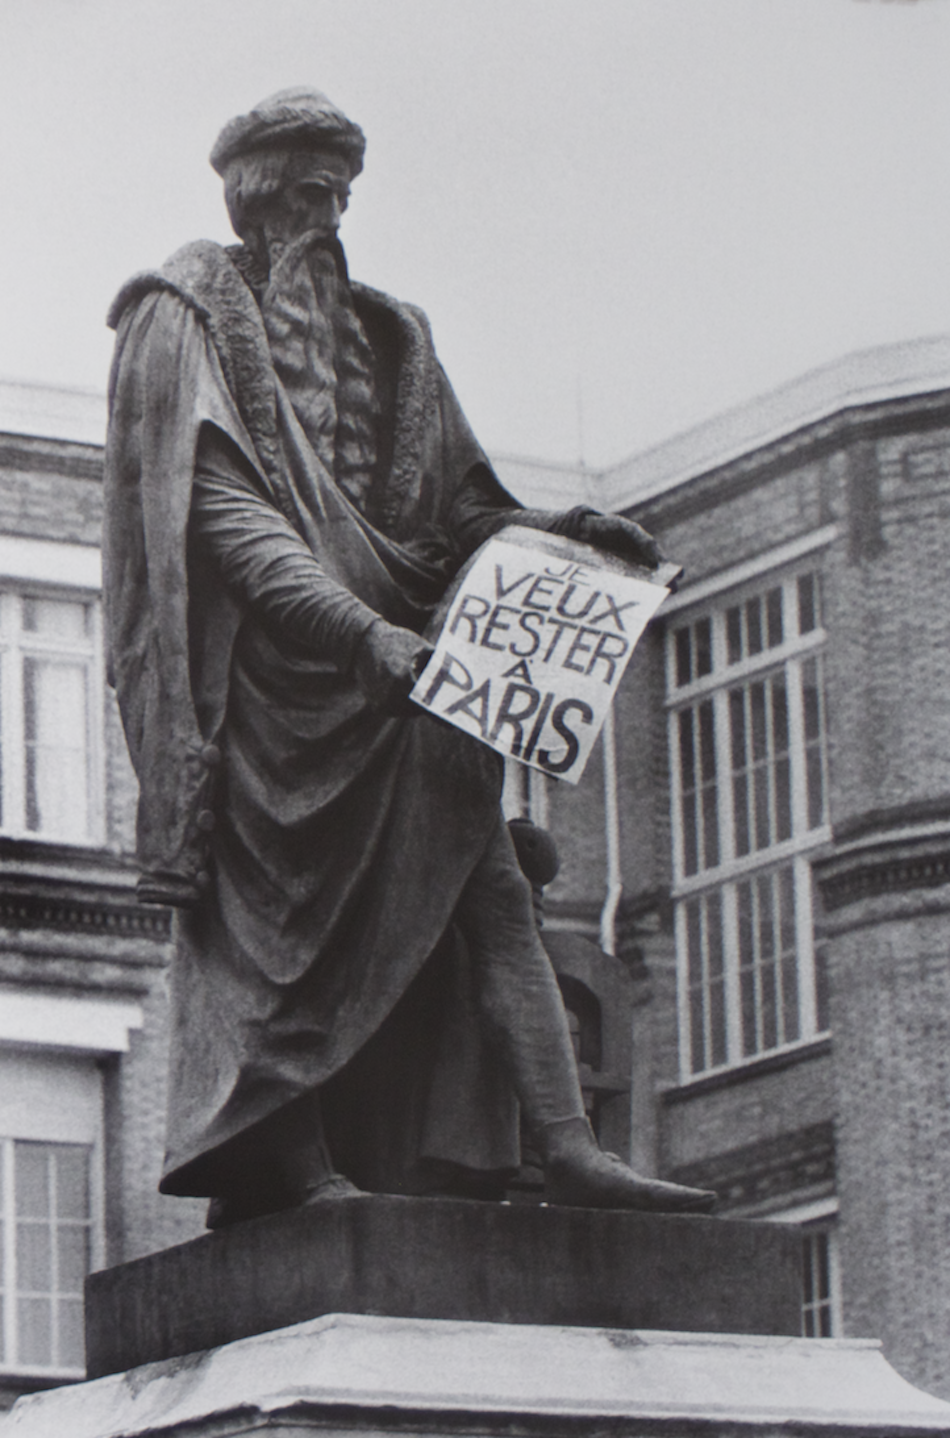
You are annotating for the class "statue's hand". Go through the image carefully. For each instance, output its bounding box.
[577,513,661,571]
[353,620,433,715]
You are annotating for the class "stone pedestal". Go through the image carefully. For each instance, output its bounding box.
[84,1195,799,1377]
[7,1313,950,1438]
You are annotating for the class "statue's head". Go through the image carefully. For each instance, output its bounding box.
[210,88,366,257]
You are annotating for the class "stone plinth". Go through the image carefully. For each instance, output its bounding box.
[85,1195,799,1378]
[8,1314,950,1438]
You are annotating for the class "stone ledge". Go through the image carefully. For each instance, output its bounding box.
[9,1314,950,1438]
[85,1195,800,1378]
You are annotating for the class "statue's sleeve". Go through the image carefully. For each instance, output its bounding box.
[446,461,598,558]
[192,425,380,668]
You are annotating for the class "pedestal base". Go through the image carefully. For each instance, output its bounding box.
[8,1314,950,1438]
[84,1194,800,1377]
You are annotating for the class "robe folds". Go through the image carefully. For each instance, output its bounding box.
[104,240,531,1195]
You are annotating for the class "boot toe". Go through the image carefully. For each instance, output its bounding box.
[546,1151,716,1213]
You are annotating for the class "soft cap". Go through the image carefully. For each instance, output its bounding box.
[210,87,366,178]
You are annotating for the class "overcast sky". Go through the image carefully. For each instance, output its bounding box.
[2,0,949,467]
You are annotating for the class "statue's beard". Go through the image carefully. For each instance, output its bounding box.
[261,233,380,514]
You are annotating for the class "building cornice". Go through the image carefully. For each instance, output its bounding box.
[0,842,171,942]
[5,336,950,513]
[667,1119,835,1213]
[816,829,950,914]
[602,335,950,512]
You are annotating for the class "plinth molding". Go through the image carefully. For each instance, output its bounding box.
[7,1314,950,1438]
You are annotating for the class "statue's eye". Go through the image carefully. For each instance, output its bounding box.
[296,182,332,201]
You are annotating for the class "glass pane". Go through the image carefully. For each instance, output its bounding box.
[56,1298,85,1369]
[816,1231,831,1300]
[772,677,791,842]
[815,946,831,1033]
[54,1148,90,1221]
[807,749,824,830]
[750,682,767,761]
[699,701,719,868]
[57,1226,90,1294]
[802,657,822,742]
[766,587,784,647]
[802,656,827,830]
[707,892,726,1068]
[702,788,719,870]
[675,628,692,687]
[733,773,749,857]
[699,700,716,782]
[729,688,746,770]
[775,758,792,843]
[16,1224,51,1291]
[798,573,816,634]
[754,765,770,850]
[678,709,695,790]
[24,659,89,839]
[695,617,712,678]
[803,1237,815,1305]
[679,709,698,876]
[687,901,704,1072]
[682,801,697,877]
[17,1296,52,1366]
[757,874,777,1050]
[771,676,789,753]
[16,1144,50,1218]
[738,880,756,1054]
[21,598,89,641]
[780,867,799,1042]
[726,606,742,664]
[707,891,724,982]
[686,902,703,987]
[746,598,763,655]
[779,865,796,949]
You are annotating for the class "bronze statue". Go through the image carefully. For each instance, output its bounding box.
[104,88,714,1226]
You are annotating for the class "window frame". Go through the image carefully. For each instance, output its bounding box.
[666,565,831,1081]
[0,1048,107,1380]
[766,1197,842,1339]
[0,583,105,847]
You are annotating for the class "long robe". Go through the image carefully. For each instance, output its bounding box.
[105,241,537,1195]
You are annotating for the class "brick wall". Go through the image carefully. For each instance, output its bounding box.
[824,897,950,1399]
[0,437,103,545]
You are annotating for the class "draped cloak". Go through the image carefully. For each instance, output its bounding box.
[104,240,532,1196]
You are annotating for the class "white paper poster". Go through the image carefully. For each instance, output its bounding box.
[411,530,671,784]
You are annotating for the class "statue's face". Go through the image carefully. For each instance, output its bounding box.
[259,150,351,252]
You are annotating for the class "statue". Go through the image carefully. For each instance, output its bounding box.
[103,88,714,1227]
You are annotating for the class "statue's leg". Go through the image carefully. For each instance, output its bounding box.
[205,1090,362,1229]
[456,819,716,1214]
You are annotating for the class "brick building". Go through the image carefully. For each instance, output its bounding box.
[0,382,204,1411]
[2,334,950,1402]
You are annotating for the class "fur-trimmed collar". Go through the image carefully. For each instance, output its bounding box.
[108,241,445,541]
